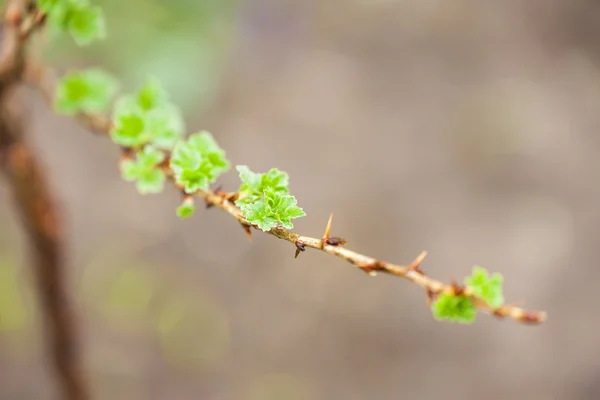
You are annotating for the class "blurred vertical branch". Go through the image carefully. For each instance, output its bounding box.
[0,1,88,399]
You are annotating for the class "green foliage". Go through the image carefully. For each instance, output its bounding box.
[176,197,196,219]
[170,131,230,193]
[110,79,185,149]
[120,146,166,194]
[431,267,505,323]
[235,166,305,232]
[41,0,106,46]
[431,293,477,323]
[55,68,118,115]
[136,77,167,111]
[235,165,290,206]
[240,190,306,232]
[465,266,504,308]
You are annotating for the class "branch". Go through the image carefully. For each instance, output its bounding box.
[25,62,546,325]
[0,2,89,400]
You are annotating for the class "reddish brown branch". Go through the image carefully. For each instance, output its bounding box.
[0,95,89,400]
[0,2,89,399]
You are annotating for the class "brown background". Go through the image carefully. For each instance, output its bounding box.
[1,1,599,399]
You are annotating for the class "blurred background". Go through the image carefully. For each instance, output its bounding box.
[1,0,599,398]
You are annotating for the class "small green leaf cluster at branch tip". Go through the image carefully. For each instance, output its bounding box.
[170,132,231,193]
[120,146,165,195]
[55,69,118,115]
[235,166,306,232]
[465,266,504,308]
[111,79,185,150]
[431,293,477,324]
[176,197,196,219]
[39,0,105,46]
[431,266,504,323]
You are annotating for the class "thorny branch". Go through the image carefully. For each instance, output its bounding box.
[0,2,89,400]
[20,2,545,325]
[26,67,547,325]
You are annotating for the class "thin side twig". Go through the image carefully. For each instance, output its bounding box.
[0,2,89,400]
[26,60,547,325]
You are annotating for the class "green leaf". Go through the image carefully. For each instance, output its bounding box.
[55,69,118,115]
[120,159,139,181]
[235,166,305,231]
[263,189,305,229]
[38,0,63,13]
[431,293,477,323]
[120,146,166,194]
[145,105,185,150]
[241,201,279,232]
[235,166,290,206]
[241,190,305,232]
[237,165,261,190]
[464,266,504,308]
[137,146,165,168]
[66,2,105,46]
[170,141,201,171]
[110,97,148,147]
[110,80,184,150]
[170,132,230,193]
[136,77,168,111]
[176,199,196,219]
[40,0,71,30]
[262,168,290,193]
[136,169,165,194]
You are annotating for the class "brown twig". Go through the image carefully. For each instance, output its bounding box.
[0,2,89,400]
[25,60,547,325]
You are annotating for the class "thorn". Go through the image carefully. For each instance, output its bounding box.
[239,222,252,241]
[294,241,306,258]
[323,213,333,240]
[408,251,428,275]
[321,213,344,248]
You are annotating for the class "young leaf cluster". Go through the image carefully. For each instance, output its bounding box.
[39,0,105,45]
[120,146,166,195]
[53,66,233,210]
[465,266,504,308]
[431,266,505,323]
[235,166,305,231]
[111,79,185,150]
[170,132,230,194]
[176,196,196,219]
[55,68,118,115]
